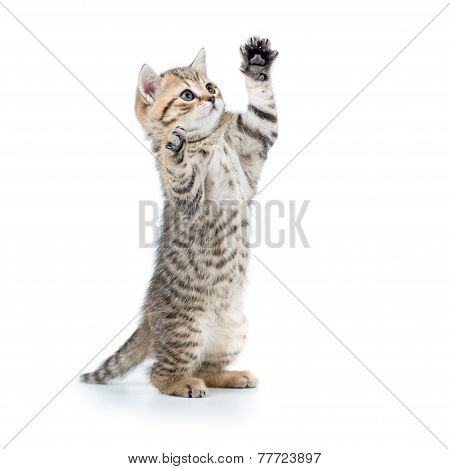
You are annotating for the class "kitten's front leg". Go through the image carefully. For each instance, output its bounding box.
[226,37,279,190]
[161,126,206,215]
[239,37,278,131]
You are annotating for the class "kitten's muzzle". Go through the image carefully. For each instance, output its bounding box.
[207,96,215,104]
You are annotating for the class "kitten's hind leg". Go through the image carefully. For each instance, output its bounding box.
[196,369,258,389]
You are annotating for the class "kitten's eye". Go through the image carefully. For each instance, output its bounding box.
[206,84,215,94]
[180,89,195,101]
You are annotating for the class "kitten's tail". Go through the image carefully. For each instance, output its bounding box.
[80,322,152,384]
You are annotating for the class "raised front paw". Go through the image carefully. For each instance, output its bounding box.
[165,126,186,162]
[240,36,278,81]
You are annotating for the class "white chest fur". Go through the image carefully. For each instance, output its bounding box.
[205,145,253,202]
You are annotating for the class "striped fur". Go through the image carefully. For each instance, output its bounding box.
[80,38,278,397]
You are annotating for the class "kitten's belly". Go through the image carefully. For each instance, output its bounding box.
[202,302,248,360]
[198,227,248,361]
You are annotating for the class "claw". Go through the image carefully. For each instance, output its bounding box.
[241,37,277,81]
[269,50,279,60]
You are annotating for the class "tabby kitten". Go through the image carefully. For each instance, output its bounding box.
[80,37,278,397]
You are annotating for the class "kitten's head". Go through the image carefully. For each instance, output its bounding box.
[135,49,225,138]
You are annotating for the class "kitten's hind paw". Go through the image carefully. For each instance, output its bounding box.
[240,36,278,81]
[159,376,208,398]
[226,371,258,389]
[198,370,259,389]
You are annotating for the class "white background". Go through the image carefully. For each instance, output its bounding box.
[0,0,449,467]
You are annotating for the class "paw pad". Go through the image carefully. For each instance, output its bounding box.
[240,36,278,81]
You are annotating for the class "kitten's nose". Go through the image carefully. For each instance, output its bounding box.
[207,96,215,103]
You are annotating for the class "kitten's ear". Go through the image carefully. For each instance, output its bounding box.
[190,48,207,73]
[138,64,161,104]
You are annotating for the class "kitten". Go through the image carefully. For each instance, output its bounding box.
[80,37,278,397]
